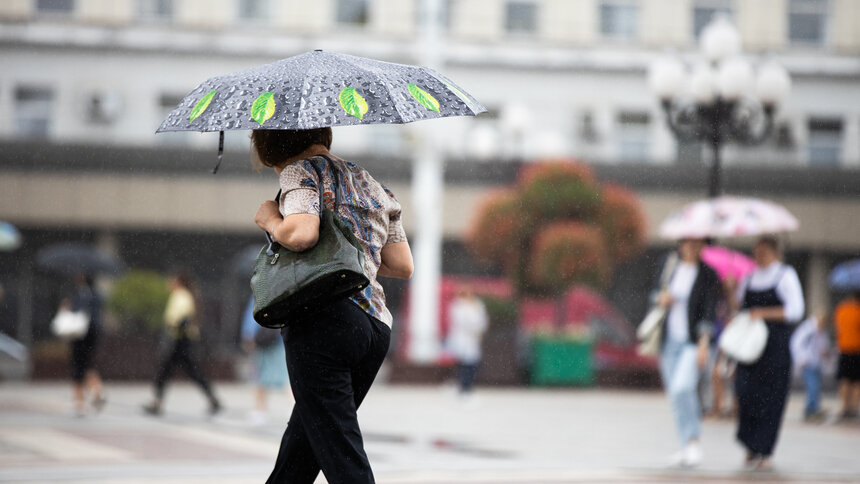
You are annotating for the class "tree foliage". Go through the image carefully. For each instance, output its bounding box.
[107,270,169,332]
[467,160,647,296]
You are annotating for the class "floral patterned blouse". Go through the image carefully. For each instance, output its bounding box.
[278,155,406,328]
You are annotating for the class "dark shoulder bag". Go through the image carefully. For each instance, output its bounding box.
[250,156,369,328]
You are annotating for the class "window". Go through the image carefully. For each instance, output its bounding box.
[15,87,54,138]
[807,118,842,165]
[237,0,269,21]
[616,112,650,162]
[35,0,74,13]
[335,0,368,26]
[788,0,829,46]
[505,1,538,36]
[693,0,732,39]
[599,1,638,40]
[138,0,174,21]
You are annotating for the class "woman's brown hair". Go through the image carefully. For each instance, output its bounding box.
[251,128,332,168]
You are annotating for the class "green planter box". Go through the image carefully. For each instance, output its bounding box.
[530,336,594,386]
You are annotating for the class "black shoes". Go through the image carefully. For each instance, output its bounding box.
[142,402,162,416]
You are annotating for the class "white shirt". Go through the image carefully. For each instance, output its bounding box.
[736,261,805,324]
[666,262,699,343]
[447,297,489,364]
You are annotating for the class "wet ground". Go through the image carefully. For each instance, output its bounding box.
[1,381,858,483]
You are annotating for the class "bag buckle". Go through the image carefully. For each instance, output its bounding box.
[270,253,280,265]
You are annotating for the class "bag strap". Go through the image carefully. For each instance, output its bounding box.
[658,252,680,291]
[264,155,342,256]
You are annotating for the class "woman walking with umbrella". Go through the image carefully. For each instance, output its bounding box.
[158,50,484,483]
[733,236,805,471]
[38,244,121,416]
[252,127,413,483]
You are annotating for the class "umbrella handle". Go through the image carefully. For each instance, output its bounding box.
[211,131,225,174]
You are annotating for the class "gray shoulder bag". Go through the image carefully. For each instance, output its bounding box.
[250,155,369,328]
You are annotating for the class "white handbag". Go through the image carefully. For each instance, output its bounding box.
[636,307,666,357]
[636,253,678,357]
[719,311,769,364]
[51,309,90,340]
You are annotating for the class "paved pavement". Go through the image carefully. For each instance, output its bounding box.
[0,379,858,483]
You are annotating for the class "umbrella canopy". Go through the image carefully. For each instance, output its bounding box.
[701,245,756,282]
[0,222,21,252]
[830,259,860,291]
[157,50,486,133]
[36,243,125,276]
[659,196,799,240]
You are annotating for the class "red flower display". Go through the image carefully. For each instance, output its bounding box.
[529,222,609,292]
[598,184,648,263]
[466,189,527,270]
[467,160,647,297]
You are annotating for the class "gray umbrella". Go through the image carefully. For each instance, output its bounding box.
[156,50,486,133]
[36,243,125,277]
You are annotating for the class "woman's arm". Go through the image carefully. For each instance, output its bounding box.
[751,268,805,323]
[378,241,413,279]
[254,200,320,252]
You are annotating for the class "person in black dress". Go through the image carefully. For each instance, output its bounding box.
[68,274,106,416]
[733,237,805,471]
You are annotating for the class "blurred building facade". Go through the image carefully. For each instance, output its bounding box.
[1,0,859,366]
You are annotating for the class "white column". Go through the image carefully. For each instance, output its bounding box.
[842,115,860,168]
[407,0,444,363]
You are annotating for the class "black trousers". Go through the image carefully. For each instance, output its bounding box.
[71,328,99,382]
[735,323,793,457]
[266,300,390,484]
[154,338,215,402]
[457,362,479,393]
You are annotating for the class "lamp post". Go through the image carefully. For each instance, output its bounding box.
[648,15,791,198]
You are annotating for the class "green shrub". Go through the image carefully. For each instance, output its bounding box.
[480,295,518,329]
[107,270,169,332]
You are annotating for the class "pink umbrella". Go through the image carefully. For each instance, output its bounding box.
[701,246,756,282]
[659,196,799,240]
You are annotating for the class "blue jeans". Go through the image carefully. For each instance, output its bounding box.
[803,366,822,416]
[660,339,701,446]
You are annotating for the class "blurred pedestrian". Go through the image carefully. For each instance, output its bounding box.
[790,310,831,422]
[834,291,860,420]
[705,276,738,420]
[654,238,720,467]
[65,274,106,417]
[240,295,290,426]
[251,128,412,484]
[733,236,804,471]
[142,271,221,416]
[447,284,489,398]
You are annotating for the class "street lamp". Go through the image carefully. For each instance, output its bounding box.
[648,15,791,198]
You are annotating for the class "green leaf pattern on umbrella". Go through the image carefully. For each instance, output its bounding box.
[251,92,276,125]
[189,90,217,123]
[339,87,369,120]
[156,51,486,132]
[408,84,440,113]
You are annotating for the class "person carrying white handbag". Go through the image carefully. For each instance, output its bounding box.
[731,236,805,472]
[651,238,721,468]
